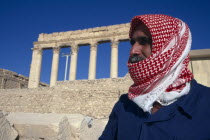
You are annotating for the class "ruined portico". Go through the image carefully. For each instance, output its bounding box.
[28,23,130,88]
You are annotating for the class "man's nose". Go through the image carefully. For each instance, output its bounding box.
[130,42,143,57]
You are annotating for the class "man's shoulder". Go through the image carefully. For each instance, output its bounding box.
[117,93,139,109]
[190,79,210,108]
[119,93,129,101]
[187,80,210,116]
[193,79,210,96]
[113,93,132,108]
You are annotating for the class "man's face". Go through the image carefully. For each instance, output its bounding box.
[129,24,152,63]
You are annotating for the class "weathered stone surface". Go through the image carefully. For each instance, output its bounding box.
[0,111,18,140]
[2,111,109,140]
[66,114,85,140]
[58,116,71,140]
[37,23,130,42]
[6,112,84,140]
[0,76,132,119]
[191,59,210,86]
[80,116,108,140]
[0,68,48,89]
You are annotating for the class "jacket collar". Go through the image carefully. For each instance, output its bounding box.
[176,79,199,118]
[144,79,199,123]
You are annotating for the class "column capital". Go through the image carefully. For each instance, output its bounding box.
[53,47,60,54]
[32,48,43,55]
[71,45,79,54]
[90,42,98,51]
[111,39,119,48]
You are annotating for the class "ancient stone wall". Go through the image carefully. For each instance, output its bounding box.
[0,68,48,89]
[189,49,210,86]
[0,75,133,119]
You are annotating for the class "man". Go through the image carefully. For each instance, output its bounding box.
[99,14,210,140]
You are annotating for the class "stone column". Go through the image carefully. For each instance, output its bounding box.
[50,47,60,87]
[110,40,119,78]
[88,42,98,79]
[69,45,79,81]
[28,47,43,88]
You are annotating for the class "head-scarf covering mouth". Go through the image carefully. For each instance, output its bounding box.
[127,14,193,113]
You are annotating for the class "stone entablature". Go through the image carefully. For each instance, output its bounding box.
[36,23,130,46]
[0,68,48,89]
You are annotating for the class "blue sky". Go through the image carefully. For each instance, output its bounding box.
[0,0,209,84]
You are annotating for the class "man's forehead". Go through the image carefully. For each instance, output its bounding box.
[133,24,151,38]
[134,24,147,30]
[132,30,147,38]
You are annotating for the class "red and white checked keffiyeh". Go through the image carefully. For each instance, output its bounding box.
[127,14,193,113]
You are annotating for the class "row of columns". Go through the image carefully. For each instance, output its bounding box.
[28,40,119,88]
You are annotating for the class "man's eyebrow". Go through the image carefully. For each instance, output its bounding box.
[131,36,149,40]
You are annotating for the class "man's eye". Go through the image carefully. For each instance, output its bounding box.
[130,39,135,45]
[138,38,147,45]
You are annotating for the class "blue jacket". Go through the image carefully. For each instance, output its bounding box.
[99,79,210,140]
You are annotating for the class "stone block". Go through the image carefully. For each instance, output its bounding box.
[98,26,107,31]
[87,28,93,32]
[107,24,120,30]
[66,114,85,140]
[51,32,59,36]
[6,112,74,140]
[92,27,100,32]
[80,116,108,140]
[38,34,44,41]
[58,32,65,36]
[0,111,18,140]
